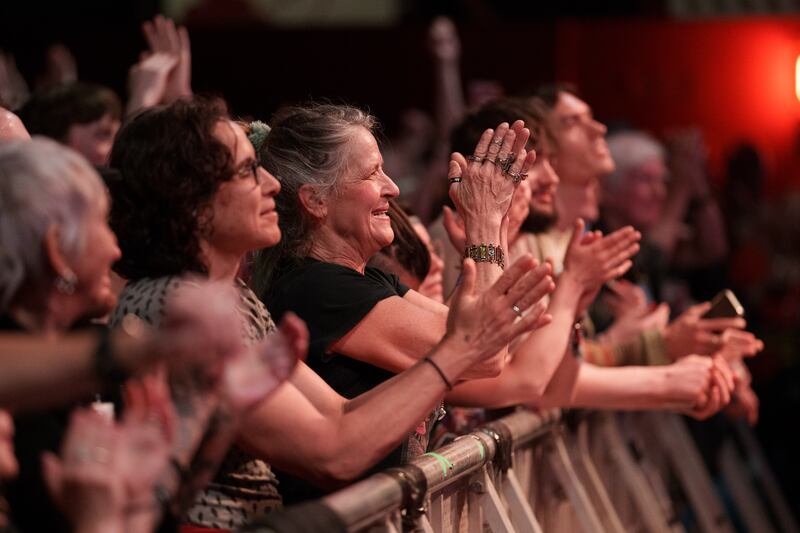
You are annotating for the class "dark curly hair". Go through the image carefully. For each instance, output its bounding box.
[108,97,234,280]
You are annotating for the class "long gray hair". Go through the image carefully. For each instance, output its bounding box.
[0,138,104,311]
[252,103,376,297]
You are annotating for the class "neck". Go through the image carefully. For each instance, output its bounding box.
[307,227,368,273]
[200,242,243,283]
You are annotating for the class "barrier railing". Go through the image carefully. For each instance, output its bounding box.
[253,409,799,533]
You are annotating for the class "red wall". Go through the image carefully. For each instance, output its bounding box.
[555,17,800,193]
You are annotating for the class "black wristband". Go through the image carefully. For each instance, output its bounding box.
[93,327,129,387]
[423,356,453,390]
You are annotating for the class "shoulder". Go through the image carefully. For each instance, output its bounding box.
[109,276,184,327]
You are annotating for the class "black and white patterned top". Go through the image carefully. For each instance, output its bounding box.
[109,276,282,529]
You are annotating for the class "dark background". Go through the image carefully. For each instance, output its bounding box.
[3,0,800,523]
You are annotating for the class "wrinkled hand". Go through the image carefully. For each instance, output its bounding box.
[663,301,747,361]
[127,52,178,115]
[428,17,460,62]
[562,219,641,292]
[447,255,554,377]
[449,121,535,237]
[221,312,305,411]
[142,15,192,101]
[42,409,127,533]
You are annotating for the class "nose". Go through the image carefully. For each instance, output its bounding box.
[382,170,400,198]
[429,249,444,275]
[590,119,607,136]
[259,167,281,196]
[542,159,560,186]
[109,231,122,261]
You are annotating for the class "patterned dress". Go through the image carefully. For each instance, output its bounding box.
[109,276,282,529]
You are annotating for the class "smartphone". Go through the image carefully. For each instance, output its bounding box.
[702,289,744,319]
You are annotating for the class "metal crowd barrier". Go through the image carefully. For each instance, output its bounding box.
[253,409,799,533]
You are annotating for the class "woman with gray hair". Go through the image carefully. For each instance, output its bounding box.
[253,103,552,503]
[0,138,121,327]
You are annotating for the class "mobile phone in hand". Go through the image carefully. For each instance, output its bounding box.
[702,289,744,319]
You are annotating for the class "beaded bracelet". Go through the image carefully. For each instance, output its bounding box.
[464,243,505,270]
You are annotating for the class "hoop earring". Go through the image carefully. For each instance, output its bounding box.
[55,270,77,295]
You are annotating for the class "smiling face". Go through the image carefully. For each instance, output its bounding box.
[205,121,282,258]
[321,126,400,263]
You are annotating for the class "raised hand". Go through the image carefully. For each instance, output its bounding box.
[563,219,641,291]
[448,121,536,239]
[428,17,460,63]
[660,354,734,420]
[663,301,747,361]
[600,280,670,345]
[42,409,127,533]
[126,52,178,115]
[447,254,554,377]
[221,313,304,411]
[37,44,78,90]
[142,15,192,102]
[120,372,175,512]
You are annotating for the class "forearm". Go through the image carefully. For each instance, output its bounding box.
[570,363,669,410]
[248,336,480,486]
[434,58,465,141]
[0,330,158,411]
[445,275,581,407]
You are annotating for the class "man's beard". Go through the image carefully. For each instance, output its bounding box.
[520,206,558,234]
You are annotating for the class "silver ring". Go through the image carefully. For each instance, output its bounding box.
[448,176,462,184]
[508,172,522,184]
[511,304,522,317]
[468,155,485,163]
[491,139,503,146]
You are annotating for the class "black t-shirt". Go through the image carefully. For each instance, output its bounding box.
[265,257,410,504]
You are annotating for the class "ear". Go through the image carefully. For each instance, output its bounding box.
[297,183,327,220]
[43,224,73,280]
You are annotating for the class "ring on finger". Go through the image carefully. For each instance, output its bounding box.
[507,171,523,185]
[497,157,514,174]
[468,155,485,163]
[511,304,523,317]
[448,176,462,184]
[518,172,528,181]
[491,138,503,146]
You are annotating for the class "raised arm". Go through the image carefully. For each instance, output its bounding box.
[446,221,640,406]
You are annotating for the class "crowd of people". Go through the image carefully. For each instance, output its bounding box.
[0,14,770,533]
